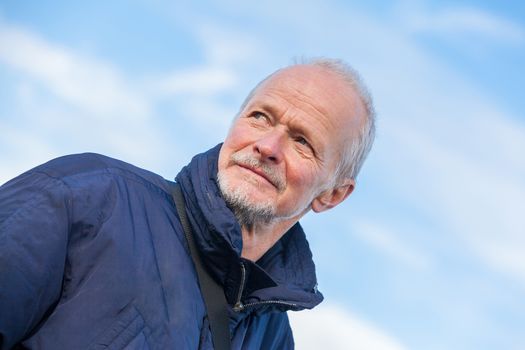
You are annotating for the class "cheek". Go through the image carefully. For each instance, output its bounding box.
[220,125,259,171]
[286,161,319,190]
[221,127,247,161]
[224,125,255,150]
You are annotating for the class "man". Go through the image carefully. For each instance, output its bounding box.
[0,58,375,349]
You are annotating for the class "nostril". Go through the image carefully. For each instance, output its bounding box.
[253,136,282,163]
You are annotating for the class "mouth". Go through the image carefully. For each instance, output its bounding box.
[236,163,277,189]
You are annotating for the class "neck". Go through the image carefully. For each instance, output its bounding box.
[240,222,288,261]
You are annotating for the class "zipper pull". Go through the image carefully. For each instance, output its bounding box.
[233,301,244,312]
[233,262,246,312]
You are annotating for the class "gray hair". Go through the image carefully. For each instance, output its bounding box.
[238,57,376,183]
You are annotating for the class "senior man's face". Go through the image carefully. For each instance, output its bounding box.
[218,65,364,226]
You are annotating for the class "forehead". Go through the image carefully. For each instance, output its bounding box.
[247,65,365,137]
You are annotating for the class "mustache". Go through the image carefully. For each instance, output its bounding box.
[231,152,286,192]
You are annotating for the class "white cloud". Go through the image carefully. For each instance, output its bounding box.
[0,120,58,183]
[351,220,431,270]
[0,21,180,180]
[140,20,271,135]
[289,303,407,350]
[0,23,150,120]
[194,22,263,66]
[146,65,238,132]
[0,20,245,181]
[385,112,525,285]
[150,66,237,97]
[402,5,525,44]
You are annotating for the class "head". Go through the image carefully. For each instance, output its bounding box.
[218,58,375,227]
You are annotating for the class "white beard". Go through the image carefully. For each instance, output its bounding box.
[217,170,277,227]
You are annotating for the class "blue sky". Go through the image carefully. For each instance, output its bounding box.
[1,1,524,349]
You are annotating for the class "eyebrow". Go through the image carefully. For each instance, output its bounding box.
[254,102,322,154]
[259,104,279,121]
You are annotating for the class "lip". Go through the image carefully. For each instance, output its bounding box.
[237,163,276,188]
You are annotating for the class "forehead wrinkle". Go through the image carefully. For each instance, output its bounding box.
[254,90,333,141]
[283,90,337,144]
[263,85,332,122]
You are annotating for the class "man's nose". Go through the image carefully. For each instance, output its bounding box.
[253,130,285,164]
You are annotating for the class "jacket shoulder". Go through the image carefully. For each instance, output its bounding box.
[34,153,132,177]
[29,153,171,193]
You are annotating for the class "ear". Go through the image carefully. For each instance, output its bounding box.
[311,178,355,213]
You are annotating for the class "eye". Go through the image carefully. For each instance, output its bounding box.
[247,111,271,126]
[294,136,315,154]
[251,111,267,120]
[295,136,309,146]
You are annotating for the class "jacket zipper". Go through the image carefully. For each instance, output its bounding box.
[236,299,299,311]
[232,261,298,312]
[232,262,246,312]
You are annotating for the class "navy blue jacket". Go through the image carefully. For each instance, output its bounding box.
[0,144,323,349]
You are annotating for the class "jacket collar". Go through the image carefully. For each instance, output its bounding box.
[175,144,323,311]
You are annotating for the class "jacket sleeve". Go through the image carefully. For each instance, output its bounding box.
[235,311,294,349]
[0,170,70,349]
[258,312,294,349]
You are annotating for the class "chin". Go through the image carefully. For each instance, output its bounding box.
[217,170,278,224]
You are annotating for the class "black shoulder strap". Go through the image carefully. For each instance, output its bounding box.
[170,183,232,350]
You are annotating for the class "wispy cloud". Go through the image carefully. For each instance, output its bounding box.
[194,22,263,66]
[0,20,245,182]
[388,115,525,285]
[289,303,407,350]
[402,5,525,44]
[143,19,270,134]
[0,23,150,120]
[151,66,237,96]
[351,220,431,270]
[0,21,183,184]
